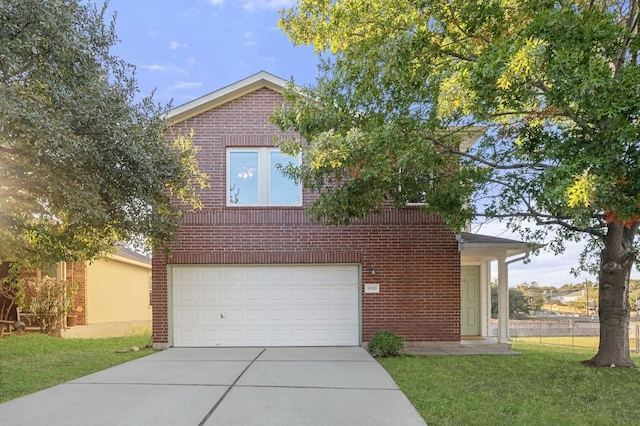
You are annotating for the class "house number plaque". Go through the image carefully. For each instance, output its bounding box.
[364,284,380,293]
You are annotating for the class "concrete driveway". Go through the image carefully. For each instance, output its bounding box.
[0,347,426,426]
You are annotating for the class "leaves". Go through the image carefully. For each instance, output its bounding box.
[0,0,206,266]
[566,168,597,208]
[277,0,640,250]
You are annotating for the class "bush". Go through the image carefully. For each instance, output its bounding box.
[21,276,77,333]
[368,330,404,357]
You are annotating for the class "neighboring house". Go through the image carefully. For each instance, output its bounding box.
[152,71,531,349]
[2,247,152,337]
[550,290,585,305]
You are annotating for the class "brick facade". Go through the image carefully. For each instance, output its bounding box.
[152,84,462,346]
[65,262,87,326]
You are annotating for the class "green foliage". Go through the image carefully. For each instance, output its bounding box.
[278,0,640,365]
[367,330,405,357]
[0,0,207,267]
[277,0,640,264]
[20,276,77,333]
[491,285,531,317]
[0,334,153,402]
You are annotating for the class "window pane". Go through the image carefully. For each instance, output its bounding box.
[269,151,300,205]
[229,151,259,205]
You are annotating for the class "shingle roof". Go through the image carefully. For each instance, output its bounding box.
[459,231,539,258]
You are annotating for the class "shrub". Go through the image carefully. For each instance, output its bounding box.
[21,276,77,333]
[368,330,405,357]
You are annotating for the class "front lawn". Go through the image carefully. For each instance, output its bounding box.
[380,342,640,426]
[0,333,154,403]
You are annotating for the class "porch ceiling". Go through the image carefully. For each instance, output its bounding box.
[459,231,537,261]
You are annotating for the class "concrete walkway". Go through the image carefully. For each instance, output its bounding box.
[0,347,426,426]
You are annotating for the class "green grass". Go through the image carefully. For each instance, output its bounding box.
[0,333,154,403]
[380,343,640,426]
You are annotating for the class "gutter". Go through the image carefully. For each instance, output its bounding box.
[506,250,531,266]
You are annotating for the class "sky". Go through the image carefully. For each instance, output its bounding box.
[102,0,635,287]
[104,0,319,106]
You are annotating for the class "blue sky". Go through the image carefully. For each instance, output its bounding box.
[105,0,318,106]
[103,0,628,287]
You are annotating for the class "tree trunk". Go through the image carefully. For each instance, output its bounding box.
[584,222,638,367]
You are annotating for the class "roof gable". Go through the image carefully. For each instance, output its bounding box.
[167,71,289,125]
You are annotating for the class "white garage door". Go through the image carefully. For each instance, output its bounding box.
[172,264,360,347]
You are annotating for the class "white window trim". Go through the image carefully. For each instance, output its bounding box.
[226,148,302,207]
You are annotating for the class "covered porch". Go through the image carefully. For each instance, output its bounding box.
[458,231,534,345]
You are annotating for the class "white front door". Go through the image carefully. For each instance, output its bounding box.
[461,265,481,336]
[172,264,360,347]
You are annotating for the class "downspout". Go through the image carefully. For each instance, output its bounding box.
[506,251,531,267]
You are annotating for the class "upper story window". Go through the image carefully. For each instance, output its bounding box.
[227,148,301,206]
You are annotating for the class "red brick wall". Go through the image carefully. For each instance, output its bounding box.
[153,87,461,345]
[66,262,87,326]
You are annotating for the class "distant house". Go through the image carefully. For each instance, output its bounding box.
[2,247,151,338]
[551,290,585,305]
[151,71,532,349]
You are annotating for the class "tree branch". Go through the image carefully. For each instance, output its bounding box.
[429,134,550,171]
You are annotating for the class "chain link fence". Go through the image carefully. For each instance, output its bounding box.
[491,319,640,352]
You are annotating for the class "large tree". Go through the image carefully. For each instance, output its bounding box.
[0,0,206,267]
[275,0,640,366]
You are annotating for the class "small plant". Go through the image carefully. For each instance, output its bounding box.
[368,330,405,357]
[20,276,77,333]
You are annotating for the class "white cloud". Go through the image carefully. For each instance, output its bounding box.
[209,0,224,6]
[244,40,257,47]
[171,81,203,90]
[242,0,293,12]
[140,64,166,72]
[168,41,187,50]
[140,64,188,75]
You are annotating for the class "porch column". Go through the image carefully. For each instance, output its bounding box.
[497,256,509,343]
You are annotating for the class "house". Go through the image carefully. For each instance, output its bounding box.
[151,71,531,349]
[549,289,585,305]
[1,247,152,338]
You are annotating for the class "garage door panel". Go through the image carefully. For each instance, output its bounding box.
[268,288,287,300]
[246,288,265,300]
[266,269,288,281]
[176,329,199,346]
[290,288,309,300]
[334,288,356,300]
[201,310,220,322]
[246,309,265,321]
[246,330,266,345]
[176,309,199,323]
[220,269,242,282]
[334,308,357,321]
[172,265,359,347]
[175,288,199,304]
[202,289,221,301]
[224,288,242,301]
[268,309,287,321]
[202,330,222,345]
[175,268,199,283]
[201,268,222,282]
[290,309,309,321]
